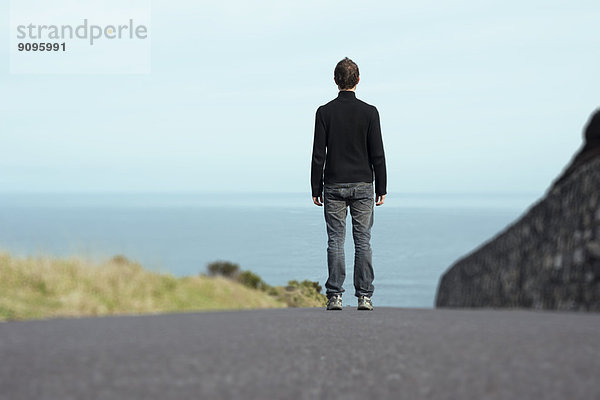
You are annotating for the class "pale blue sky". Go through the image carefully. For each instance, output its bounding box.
[1,0,599,194]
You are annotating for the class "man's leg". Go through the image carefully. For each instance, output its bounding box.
[349,183,375,298]
[323,186,348,298]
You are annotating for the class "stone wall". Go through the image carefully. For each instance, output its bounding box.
[435,156,600,311]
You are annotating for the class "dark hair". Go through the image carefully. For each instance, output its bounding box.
[334,57,359,90]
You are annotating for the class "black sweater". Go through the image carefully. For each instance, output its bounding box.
[311,90,387,197]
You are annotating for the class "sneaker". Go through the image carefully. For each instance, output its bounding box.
[327,295,343,310]
[357,296,373,311]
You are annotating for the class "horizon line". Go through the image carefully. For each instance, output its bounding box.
[0,190,542,196]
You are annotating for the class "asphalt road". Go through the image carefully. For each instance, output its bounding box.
[1,307,599,400]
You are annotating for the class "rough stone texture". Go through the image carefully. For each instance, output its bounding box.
[436,111,600,311]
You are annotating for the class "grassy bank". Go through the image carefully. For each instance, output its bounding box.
[0,253,326,321]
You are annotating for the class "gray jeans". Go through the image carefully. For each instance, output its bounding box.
[323,182,375,299]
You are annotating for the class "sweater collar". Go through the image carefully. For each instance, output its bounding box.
[337,90,356,100]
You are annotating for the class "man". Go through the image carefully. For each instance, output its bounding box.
[311,57,387,311]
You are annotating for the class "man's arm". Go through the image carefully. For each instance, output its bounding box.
[311,107,326,206]
[367,107,387,206]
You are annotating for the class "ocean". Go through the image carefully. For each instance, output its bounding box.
[0,192,539,308]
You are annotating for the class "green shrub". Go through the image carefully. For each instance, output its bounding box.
[304,280,323,294]
[111,254,131,264]
[288,279,323,294]
[203,261,326,307]
[206,261,240,278]
[237,270,265,290]
[273,279,327,307]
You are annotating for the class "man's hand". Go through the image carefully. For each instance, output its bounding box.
[375,194,386,206]
[313,196,323,206]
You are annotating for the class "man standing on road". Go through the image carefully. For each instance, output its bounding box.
[311,57,387,311]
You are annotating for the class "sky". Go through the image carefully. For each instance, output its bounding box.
[1,0,599,195]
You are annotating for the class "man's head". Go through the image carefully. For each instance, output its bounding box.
[334,57,360,90]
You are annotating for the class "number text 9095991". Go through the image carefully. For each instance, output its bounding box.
[18,42,66,52]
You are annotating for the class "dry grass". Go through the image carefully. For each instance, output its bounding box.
[0,252,286,321]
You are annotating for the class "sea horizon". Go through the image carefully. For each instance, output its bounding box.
[0,191,541,307]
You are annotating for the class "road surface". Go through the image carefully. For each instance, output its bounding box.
[1,307,599,399]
